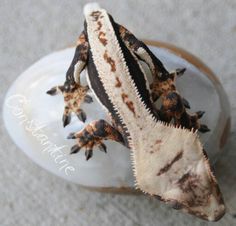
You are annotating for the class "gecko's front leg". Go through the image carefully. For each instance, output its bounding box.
[67,119,125,160]
[117,23,209,132]
[47,30,92,127]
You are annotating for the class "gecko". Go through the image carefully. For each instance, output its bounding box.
[47,3,225,221]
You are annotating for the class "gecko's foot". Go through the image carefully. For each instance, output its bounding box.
[187,111,210,133]
[161,91,210,133]
[175,111,210,133]
[46,81,93,127]
[68,135,107,160]
[67,120,124,160]
[150,68,186,103]
[169,68,186,80]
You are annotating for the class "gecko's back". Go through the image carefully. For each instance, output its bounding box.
[84,4,225,221]
[84,5,157,122]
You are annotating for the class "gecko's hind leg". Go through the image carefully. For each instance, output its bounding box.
[117,22,208,132]
[67,120,125,160]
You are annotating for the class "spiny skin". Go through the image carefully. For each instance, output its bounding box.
[118,25,209,132]
[47,4,224,221]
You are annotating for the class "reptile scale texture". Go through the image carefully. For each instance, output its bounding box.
[46,3,225,221]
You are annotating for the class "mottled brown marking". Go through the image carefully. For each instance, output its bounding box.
[177,172,199,193]
[98,31,108,46]
[73,101,78,107]
[115,77,122,87]
[103,50,116,71]
[118,24,210,132]
[126,101,135,115]
[119,25,126,34]
[121,93,135,115]
[121,93,128,102]
[96,21,102,31]
[119,25,140,51]
[156,139,162,144]
[214,184,225,205]
[157,151,183,176]
[90,11,101,21]
[187,209,209,221]
[64,95,71,102]
[61,84,90,120]
[177,172,191,184]
[78,43,89,62]
[76,32,86,45]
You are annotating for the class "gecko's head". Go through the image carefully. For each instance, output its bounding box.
[64,80,76,92]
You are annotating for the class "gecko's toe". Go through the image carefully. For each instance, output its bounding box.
[98,143,107,153]
[85,149,93,161]
[70,144,81,154]
[199,124,210,133]
[67,132,76,139]
[46,87,57,95]
[176,68,186,77]
[77,110,87,122]
[84,95,93,103]
[182,98,190,109]
[63,113,71,127]
[196,111,205,119]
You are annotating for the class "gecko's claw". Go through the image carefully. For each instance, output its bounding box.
[176,68,186,77]
[46,86,64,96]
[196,111,205,119]
[199,124,210,133]
[76,109,87,122]
[98,143,107,153]
[63,112,71,127]
[67,132,76,139]
[182,98,190,109]
[84,95,93,103]
[70,144,81,154]
[46,87,57,95]
[169,68,186,80]
[85,149,93,161]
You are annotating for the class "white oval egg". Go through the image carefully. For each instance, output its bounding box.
[3,44,230,191]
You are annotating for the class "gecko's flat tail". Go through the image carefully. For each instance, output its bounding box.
[83,2,101,16]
